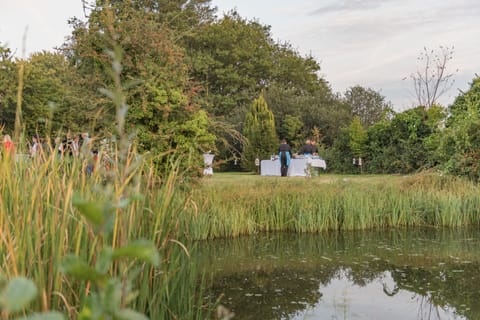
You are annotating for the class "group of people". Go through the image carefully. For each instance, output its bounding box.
[2,132,94,163]
[278,139,320,177]
[27,132,92,160]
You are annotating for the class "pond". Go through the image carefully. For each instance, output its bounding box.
[193,228,480,320]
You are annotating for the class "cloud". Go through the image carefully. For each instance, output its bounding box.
[309,0,399,15]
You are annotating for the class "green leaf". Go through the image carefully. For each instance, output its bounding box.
[114,309,149,320]
[0,277,37,312]
[96,247,113,274]
[112,240,160,267]
[61,255,107,283]
[103,279,122,313]
[16,311,65,320]
[72,194,105,226]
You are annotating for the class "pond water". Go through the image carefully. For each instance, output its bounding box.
[193,228,480,320]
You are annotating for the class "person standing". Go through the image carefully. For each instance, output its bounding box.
[71,135,81,157]
[30,135,45,161]
[278,139,292,177]
[311,140,319,156]
[3,134,15,157]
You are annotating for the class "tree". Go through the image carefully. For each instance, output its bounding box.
[344,85,393,128]
[242,95,277,171]
[347,116,367,159]
[447,75,480,126]
[436,76,480,180]
[0,45,17,133]
[184,11,275,119]
[65,1,216,171]
[365,106,445,174]
[21,52,89,136]
[408,46,456,108]
[278,115,303,150]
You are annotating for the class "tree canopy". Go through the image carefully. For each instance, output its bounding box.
[0,1,477,178]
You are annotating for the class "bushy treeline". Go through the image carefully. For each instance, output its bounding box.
[327,77,480,181]
[0,0,479,179]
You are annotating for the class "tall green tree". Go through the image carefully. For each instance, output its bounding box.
[265,82,350,149]
[242,95,277,171]
[0,45,17,133]
[278,114,303,150]
[21,52,88,136]
[184,11,275,120]
[344,85,393,128]
[348,116,367,159]
[65,1,216,170]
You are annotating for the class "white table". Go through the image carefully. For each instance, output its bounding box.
[260,158,326,176]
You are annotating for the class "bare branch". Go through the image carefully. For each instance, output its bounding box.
[409,46,456,108]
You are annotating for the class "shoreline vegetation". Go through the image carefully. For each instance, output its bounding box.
[187,172,480,239]
[2,153,480,318]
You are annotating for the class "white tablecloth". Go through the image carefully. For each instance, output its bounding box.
[260,158,326,176]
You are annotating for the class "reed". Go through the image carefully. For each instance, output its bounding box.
[0,149,211,319]
[0,34,212,319]
[2,152,480,318]
[184,172,480,240]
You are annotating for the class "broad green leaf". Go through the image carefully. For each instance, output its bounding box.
[112,240,160,267]
[72,194,105,226]
[16,311,65,320]
[0,277,37,312]
[96,247,113,274]
[103,279,122,313]
[61,255,107,283]
[114,309,149,320]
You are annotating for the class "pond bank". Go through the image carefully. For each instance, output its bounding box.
[184,172,480,240]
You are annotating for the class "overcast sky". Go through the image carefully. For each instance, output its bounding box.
[1,0,479,110]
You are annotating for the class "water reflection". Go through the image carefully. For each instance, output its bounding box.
[193,228,480,319]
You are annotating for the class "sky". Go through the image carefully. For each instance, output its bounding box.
[1,0,479,110]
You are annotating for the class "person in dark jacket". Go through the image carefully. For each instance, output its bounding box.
[299,139,314,156]
[278,139,292,177]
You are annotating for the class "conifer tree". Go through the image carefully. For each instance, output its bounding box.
[242,95,278,171]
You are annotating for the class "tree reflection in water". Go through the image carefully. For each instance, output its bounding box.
[193,229,478,319]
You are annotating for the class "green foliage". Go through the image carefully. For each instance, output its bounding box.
[184,12,275,119]
[0,277,65,319]
[0,46,17,131]
[448,76,480,123]
[279,115,303,149]
[347,116,367,158]
[264,81,348,148]
[324,128,354,173]
[187,173,480,238]
[435,78,480,180]
[344,85,394,128]
[0,277,38,313]
[22,52,86,135]
[365,106,445,173]
[65,158,160,320]
[64,1,216,173]
[242,95,278,171]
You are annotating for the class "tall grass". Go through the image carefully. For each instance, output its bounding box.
[2,156,480,317]
[184,173,480,240]
[0,148,208,319]
[0,44,209,319]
